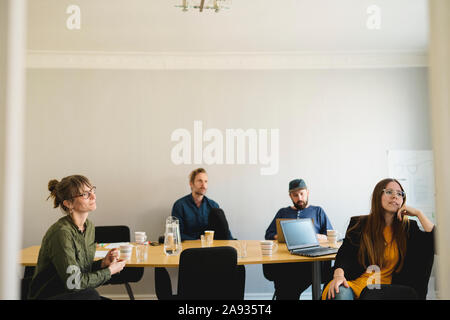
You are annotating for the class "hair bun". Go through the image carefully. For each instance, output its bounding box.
[48,179,59,193]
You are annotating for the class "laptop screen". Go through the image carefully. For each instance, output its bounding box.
[280,218,319,250]
[275,218,295,243]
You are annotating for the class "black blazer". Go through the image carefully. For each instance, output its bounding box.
[334,215,435,299]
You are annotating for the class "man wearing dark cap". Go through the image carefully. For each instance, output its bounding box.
[265,179,332,239]
[263,179,333,300]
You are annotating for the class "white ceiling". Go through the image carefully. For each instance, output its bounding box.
[27,0,429,53]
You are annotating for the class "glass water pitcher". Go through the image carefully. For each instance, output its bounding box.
[164,216,182,256]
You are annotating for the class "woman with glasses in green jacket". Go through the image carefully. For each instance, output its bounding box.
[29,175,126,300]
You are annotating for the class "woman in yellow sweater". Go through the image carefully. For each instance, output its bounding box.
[322,178,435,300]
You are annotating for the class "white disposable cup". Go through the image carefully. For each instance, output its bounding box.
[120,244,133,261]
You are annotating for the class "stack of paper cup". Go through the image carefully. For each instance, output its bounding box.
[327,230,337,244]
[119,244,133,261]
[260,240,277,256]
[135,231,147,244]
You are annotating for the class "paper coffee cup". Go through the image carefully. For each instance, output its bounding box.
[327,230,337,236]
[205,230,214,245]
[327,235,337,243]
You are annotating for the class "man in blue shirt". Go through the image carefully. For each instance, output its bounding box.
[265,179,333,240]
[172,168,233,241]
[263,179,333,300]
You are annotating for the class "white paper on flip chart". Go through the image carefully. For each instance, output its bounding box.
[387,150,436,224]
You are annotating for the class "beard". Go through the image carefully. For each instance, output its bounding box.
[193,188,207,196]
[293,199,308,210]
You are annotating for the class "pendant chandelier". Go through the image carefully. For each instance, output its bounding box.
[176,0,232,13]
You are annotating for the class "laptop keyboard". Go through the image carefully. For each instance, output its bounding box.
[293,247,338,257]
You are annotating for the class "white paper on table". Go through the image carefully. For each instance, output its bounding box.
[95,251,108,259]
[102,242,131,249]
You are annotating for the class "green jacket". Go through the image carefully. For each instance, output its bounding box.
[28,216,111,299]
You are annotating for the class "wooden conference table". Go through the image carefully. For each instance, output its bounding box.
[20,240,340,300]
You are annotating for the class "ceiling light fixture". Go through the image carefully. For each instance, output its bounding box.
[176,0,231,13]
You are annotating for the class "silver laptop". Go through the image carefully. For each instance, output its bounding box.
[280,219,338,257]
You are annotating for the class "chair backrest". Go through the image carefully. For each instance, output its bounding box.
[360,284,418,300]
[94,225,144,285]
[207,208,231,240]
[404,228,435,299]
[177,246,243,300]
[95,225,130,243]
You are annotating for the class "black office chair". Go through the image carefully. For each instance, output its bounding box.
[207,208,234,239]
[359,284,418,300]
[21,266,35,300]
[262,264,277,300]
[154,246,245,300]
[95,225,144,300]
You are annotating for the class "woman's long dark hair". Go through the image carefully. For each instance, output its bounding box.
[351,178,409,272]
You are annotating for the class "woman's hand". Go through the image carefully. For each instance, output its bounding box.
[108,259,126,275]
[397,205,421,221]
[397,204,435,232]
[101,248,119,268]
[327,268,349,300]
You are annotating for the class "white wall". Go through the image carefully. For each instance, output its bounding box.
[23,67,430,297]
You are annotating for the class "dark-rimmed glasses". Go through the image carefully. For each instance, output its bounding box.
[73,186,96,200]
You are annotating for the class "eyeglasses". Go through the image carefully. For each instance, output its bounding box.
[383,188,405,198]
[73,186,96,200]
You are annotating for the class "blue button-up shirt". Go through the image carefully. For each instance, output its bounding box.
[265,205,333,240]
[171,194,233,241]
